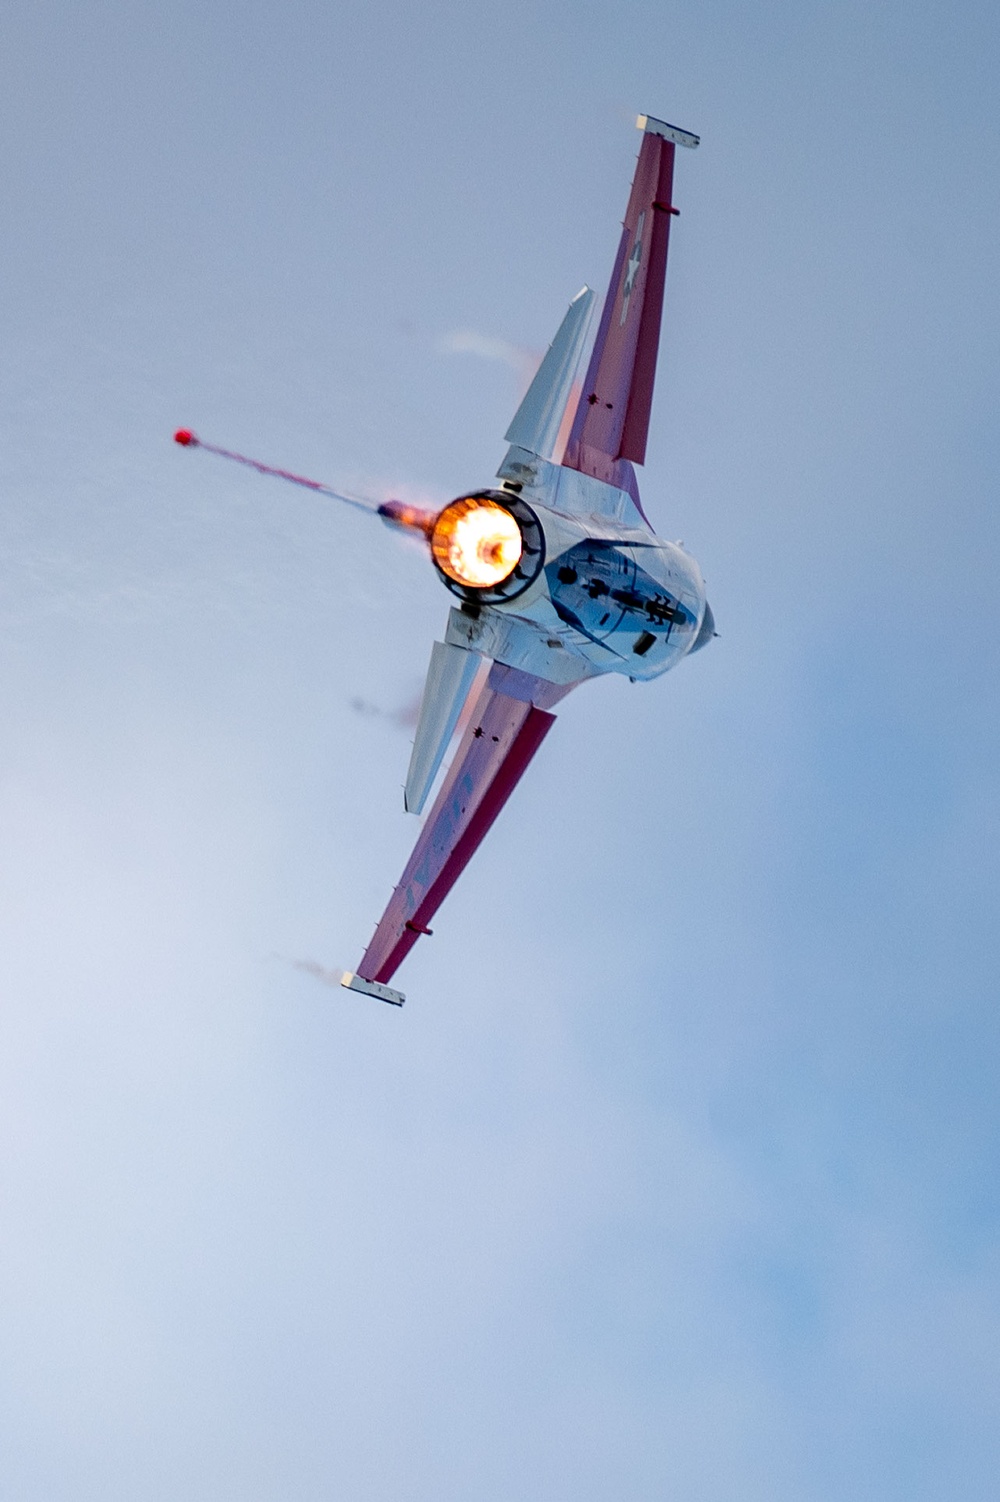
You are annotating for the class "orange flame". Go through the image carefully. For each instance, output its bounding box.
[430,497,522,588]
[376,499,439,535]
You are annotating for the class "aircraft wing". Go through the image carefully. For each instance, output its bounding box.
[561,115,698,504]
[345,663,573,995]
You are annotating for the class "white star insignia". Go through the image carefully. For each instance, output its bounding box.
[620,211,645,326]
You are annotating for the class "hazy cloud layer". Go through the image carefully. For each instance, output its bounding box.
[1,0,998,1498]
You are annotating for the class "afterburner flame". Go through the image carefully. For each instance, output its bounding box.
[431,497,522,589]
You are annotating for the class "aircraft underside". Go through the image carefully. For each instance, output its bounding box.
[178,112,714,1006]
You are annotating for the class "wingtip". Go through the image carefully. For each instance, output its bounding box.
[636,114,700,149]
[340,971,406,1007]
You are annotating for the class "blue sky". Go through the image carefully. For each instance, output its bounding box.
[1,0,998,1496]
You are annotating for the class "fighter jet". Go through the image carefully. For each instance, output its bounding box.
[177,113,714,1007]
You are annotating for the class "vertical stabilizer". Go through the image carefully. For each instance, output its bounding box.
[504,287,595,461]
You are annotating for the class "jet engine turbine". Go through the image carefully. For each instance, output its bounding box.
[429,490,545,605]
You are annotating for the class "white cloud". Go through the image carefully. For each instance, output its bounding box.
[438,328,538,384]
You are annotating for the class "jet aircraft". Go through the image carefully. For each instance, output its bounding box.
[177,113,714,1007]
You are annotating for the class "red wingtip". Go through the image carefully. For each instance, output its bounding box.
[174,428,197,447]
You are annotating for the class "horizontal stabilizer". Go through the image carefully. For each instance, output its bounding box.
[405,640,486,814]
[341,972,405,1006]
[504,287,595,461]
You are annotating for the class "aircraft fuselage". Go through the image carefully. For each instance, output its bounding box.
[433,449,712,686]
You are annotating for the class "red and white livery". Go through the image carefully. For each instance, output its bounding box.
[178,114,715,1006]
